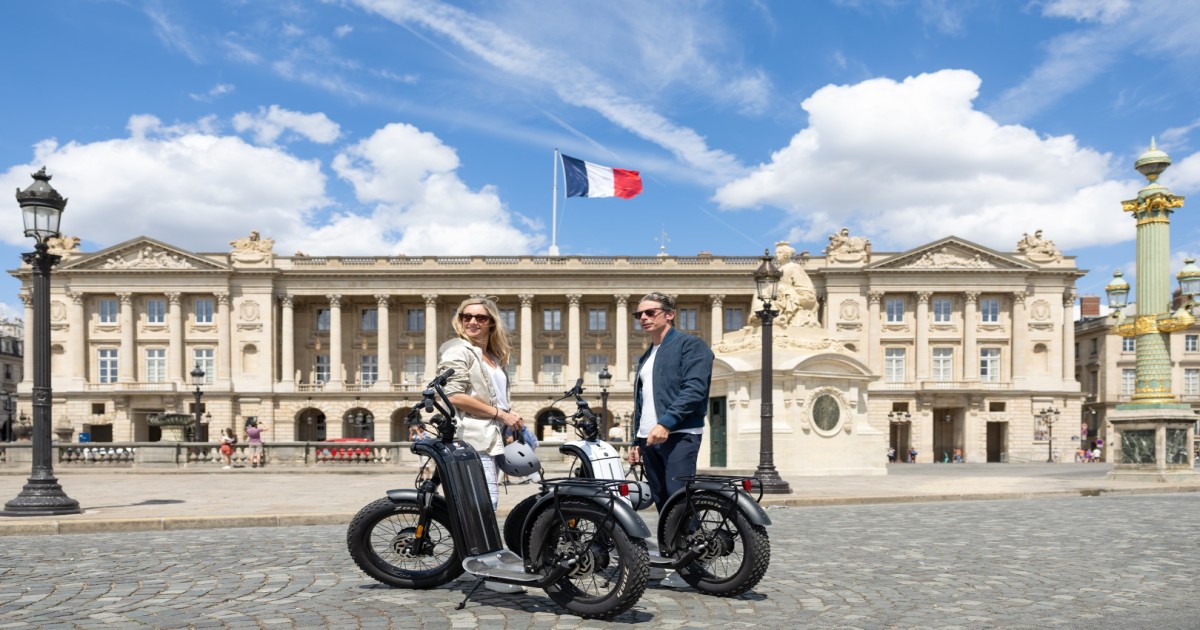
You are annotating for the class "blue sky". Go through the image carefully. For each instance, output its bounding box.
[3,0,1200,320]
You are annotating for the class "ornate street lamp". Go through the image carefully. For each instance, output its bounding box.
[3,168,80,516]
[1105,139,1198,480]
[598,365,612,434]
[1039,407,1060,463]
[752,250,791,493]
[191,363,206,442]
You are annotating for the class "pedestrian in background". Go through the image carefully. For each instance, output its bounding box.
[219,427,237,469]
[245,419,267,468]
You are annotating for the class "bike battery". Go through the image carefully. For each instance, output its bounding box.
[440,441,504,556]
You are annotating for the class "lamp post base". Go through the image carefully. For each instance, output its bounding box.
[2,477,82,517]
[751,465,792,494]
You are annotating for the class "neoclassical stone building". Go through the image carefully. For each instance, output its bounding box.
[10,229,1084,468]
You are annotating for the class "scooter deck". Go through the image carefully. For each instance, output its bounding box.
[463,550,567,586]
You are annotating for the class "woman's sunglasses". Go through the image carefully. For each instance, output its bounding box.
[459,313,493,323]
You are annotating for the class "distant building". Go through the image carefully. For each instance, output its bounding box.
[0,318,22,441]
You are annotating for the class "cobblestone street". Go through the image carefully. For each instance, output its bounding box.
[2,493,1198,629]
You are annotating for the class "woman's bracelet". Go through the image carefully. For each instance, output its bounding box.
[492,407,500,421]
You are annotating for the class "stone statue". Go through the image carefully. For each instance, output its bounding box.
[751,241,819,330]
[825,227,870,260]
[230,230,275,264]
[46,235,82,257]
[1016,229,1062,262]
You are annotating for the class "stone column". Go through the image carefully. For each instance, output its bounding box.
[567,293,582,382]
[963,292,979,380]
[167,292,183,384]
[614,294,630,384]
[216,291,232,386]
[709,294,725,343]
[1011,291,1027,382]
[519,294,534,385]
[327,294,343,388]
[66,290,86,385]
[915,291,931,380]
[280,294,295,386]
[423,294,438,381]
[1062,291,1076,383]
[867,291,883,375]
[117,292,135,383]
[375,295,391,389]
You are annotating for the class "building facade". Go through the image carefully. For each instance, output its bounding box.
[0,318,21,441]
[11,231,1084,466]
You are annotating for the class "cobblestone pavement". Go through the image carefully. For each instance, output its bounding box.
[2,493,1198,629]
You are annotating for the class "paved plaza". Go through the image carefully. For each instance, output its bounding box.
[1,491,1199,628]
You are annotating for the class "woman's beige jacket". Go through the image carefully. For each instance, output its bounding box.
[436,337,508,456]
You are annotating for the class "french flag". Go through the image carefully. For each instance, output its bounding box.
[561,153,643,199]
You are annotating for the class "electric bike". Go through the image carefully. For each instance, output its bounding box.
[346,369,651,619]
[505,379,772,597]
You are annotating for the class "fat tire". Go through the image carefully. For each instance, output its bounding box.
[346,497,463,589]
[503,494,540,556]
[661,493,770,597]
[528,498,649,619]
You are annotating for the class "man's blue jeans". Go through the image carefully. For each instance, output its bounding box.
[637,433,701,512]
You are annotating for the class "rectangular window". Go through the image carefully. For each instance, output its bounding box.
[98,349,119,383]
[146,299,166,324]
[884,348,906,382]
[932,348,953,381]
[406,308,424,332]
[1185,370,1200,396]
[1090,338,1099,354]
[404,355,424,384]
[145,349,166,383]
[316,308,331,332]
[932,298,953,323]
[361,308,378,332]
[980,298,1000,323]
[192,348,215,384]
[99,299,119,324]
[1122,337,1136,353]
[315,355,330,384]
[885,298,905,323]
[724,307,745,331]
[586,354,609,382]
[979,348,1001,382]
[1123,369,1137,395]
[1187,335,1199,352]
[499,308,517,331]
[360,354,378,386]
[540,354,563,384]
[194,299,214,324]
[588,308,607,331]
[543,308,562,331]
[677,308,698,331]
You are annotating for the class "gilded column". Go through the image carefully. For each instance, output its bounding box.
[1061,291,1076,382]
[963,292,979,379]
[117,292,134,383]
[216,291,231,386]
[567,294,582,382]
[1011,291,1027,382]
[167,292,183,383]
[375,295,391,389]
[614,294,630,383]
[279,294,295,385]
[66,289,86,384]
[519,294,534,385]
[867,291,883,374]
[327,294,343,388]
[423,294,438,381]
[709,294,725,343]
[915,291,931,380]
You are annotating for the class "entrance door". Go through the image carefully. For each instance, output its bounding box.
[933,409,958,463]
[890,422,911,462]
[709,397,727,467]
[986,422,1007,462]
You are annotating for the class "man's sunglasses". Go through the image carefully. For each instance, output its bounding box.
[459,313,493,323]
[632,308,665,319]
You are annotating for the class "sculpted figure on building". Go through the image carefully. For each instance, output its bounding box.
[751,241,819,330]
[1017,229,1062,262]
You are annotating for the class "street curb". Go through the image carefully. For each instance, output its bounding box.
[4,484,1199,536]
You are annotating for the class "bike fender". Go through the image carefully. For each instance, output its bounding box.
[658,488,772,529]
[528,491,652,540]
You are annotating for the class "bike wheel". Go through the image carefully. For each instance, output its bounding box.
[528,498,649,619]
[346,497,463,589]
[503,494,539,556]
[661,494,770,597]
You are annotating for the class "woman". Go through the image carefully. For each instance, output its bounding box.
[219,427,237,469]
[245,419,267,469]
[437,297,525,509]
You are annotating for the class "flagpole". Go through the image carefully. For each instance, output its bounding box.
[549,148,561,256]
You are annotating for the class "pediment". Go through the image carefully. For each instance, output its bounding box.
[866,236,1033,271]
[58,236,229,272]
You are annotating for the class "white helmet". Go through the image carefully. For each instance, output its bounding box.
[496,439,541,477]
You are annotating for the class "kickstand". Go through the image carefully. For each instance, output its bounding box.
[456,579,485,610]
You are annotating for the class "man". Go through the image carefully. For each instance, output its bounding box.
[629,292,714,511]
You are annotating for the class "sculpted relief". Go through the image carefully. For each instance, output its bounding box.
[824,227,870,262]
[102,247,195,270]
[230,230,275,264]
[1016,229,1062,263]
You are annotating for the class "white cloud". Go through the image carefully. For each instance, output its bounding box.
[713,69,1147,252]
[334,24,354,38]
[189,83,235,102]
[1040,0,1131,24]
[144,3,203,63]
[232,105,341,145]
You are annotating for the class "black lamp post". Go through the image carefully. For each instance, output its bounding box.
[1040,406,1060,463]
[2,168,80,516]
[753,250,791,493]
[191,363,205,442]
[598,365,612,433]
